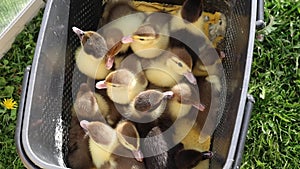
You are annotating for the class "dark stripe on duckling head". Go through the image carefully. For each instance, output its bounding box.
[170,47,193,69]
[134,90,164,113]
[116,121,139,148]
[83,121,114,146]
[106,69,133,86]
[134,25,157,37]
[82,31,108,59]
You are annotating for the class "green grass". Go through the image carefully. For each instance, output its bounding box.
[242,0,300,168]
[0,9,43,169]
[0,0,299,168]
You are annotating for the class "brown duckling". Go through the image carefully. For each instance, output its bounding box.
[141,126,171,169]
[67,111,95,169]
[175,149,213,169]
[73,83,107,122]
[142,125,212,169]
[140,46,196,87]
[95,54,148,104]
[180,0,203,23]
[74,83,122,126]
[80,120,145,169]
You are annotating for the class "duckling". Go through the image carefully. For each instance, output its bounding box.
[180,0,203,23]
[142,126,209,169]
[172,118,212,169]
[72,27,122,79]
[99,12,147,69]
[124,12,172,59]
[95,54,148,104]
[198,11,227,48]
[175,150,213,169]
[67,111,95,169]
[192,56,223,77]
[120,89,174,122]
[80,120,145,169]
[141,126,170,169]
[73,83,107,122]
[140,46,196,87]
[167,82,205,121]
[101,0,143,25]
[171,2,226,46]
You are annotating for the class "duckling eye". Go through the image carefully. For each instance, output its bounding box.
[139,38,145,41]
[177,62,183,67]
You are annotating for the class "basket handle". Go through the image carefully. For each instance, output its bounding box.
[232,94,255,168]
[15,65,39,168]
[256,0,265,29]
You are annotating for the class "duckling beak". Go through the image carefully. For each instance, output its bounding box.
[105,41,123,70]
[95,80,107,89]
[79,120,90,134]
[183,72,197,85]
[192,102,205,112]
[121,35,134,44]
[72,26,84,40]
[132,149,144,162]
[201,151,214,160]
[163,91,174,99]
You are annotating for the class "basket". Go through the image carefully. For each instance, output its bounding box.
[15,0,257,168]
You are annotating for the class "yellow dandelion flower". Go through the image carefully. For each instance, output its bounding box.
[1,98,18,110]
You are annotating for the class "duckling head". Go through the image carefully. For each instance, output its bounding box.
[130,90,174,121]
[96,69,138,104]
[175,150,213,169]
[73,27,108,59]
[80,120,118,151]
[102,28,129,70]
[73,26,124,70]
[124,24,169,59]
[171,83,205,111]
[165,48,197,85]
[115,120,143,162]
[180,0,203,23]
[74,83,105,122]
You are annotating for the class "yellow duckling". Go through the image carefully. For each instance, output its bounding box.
[198,11,227,47]
[73,27,123,79]
[141,47,196,87]
[167,82,205,121]
[80,120,145,169]
[96,54,148,104]
[123,12,171,59]
[99,12,147,69]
